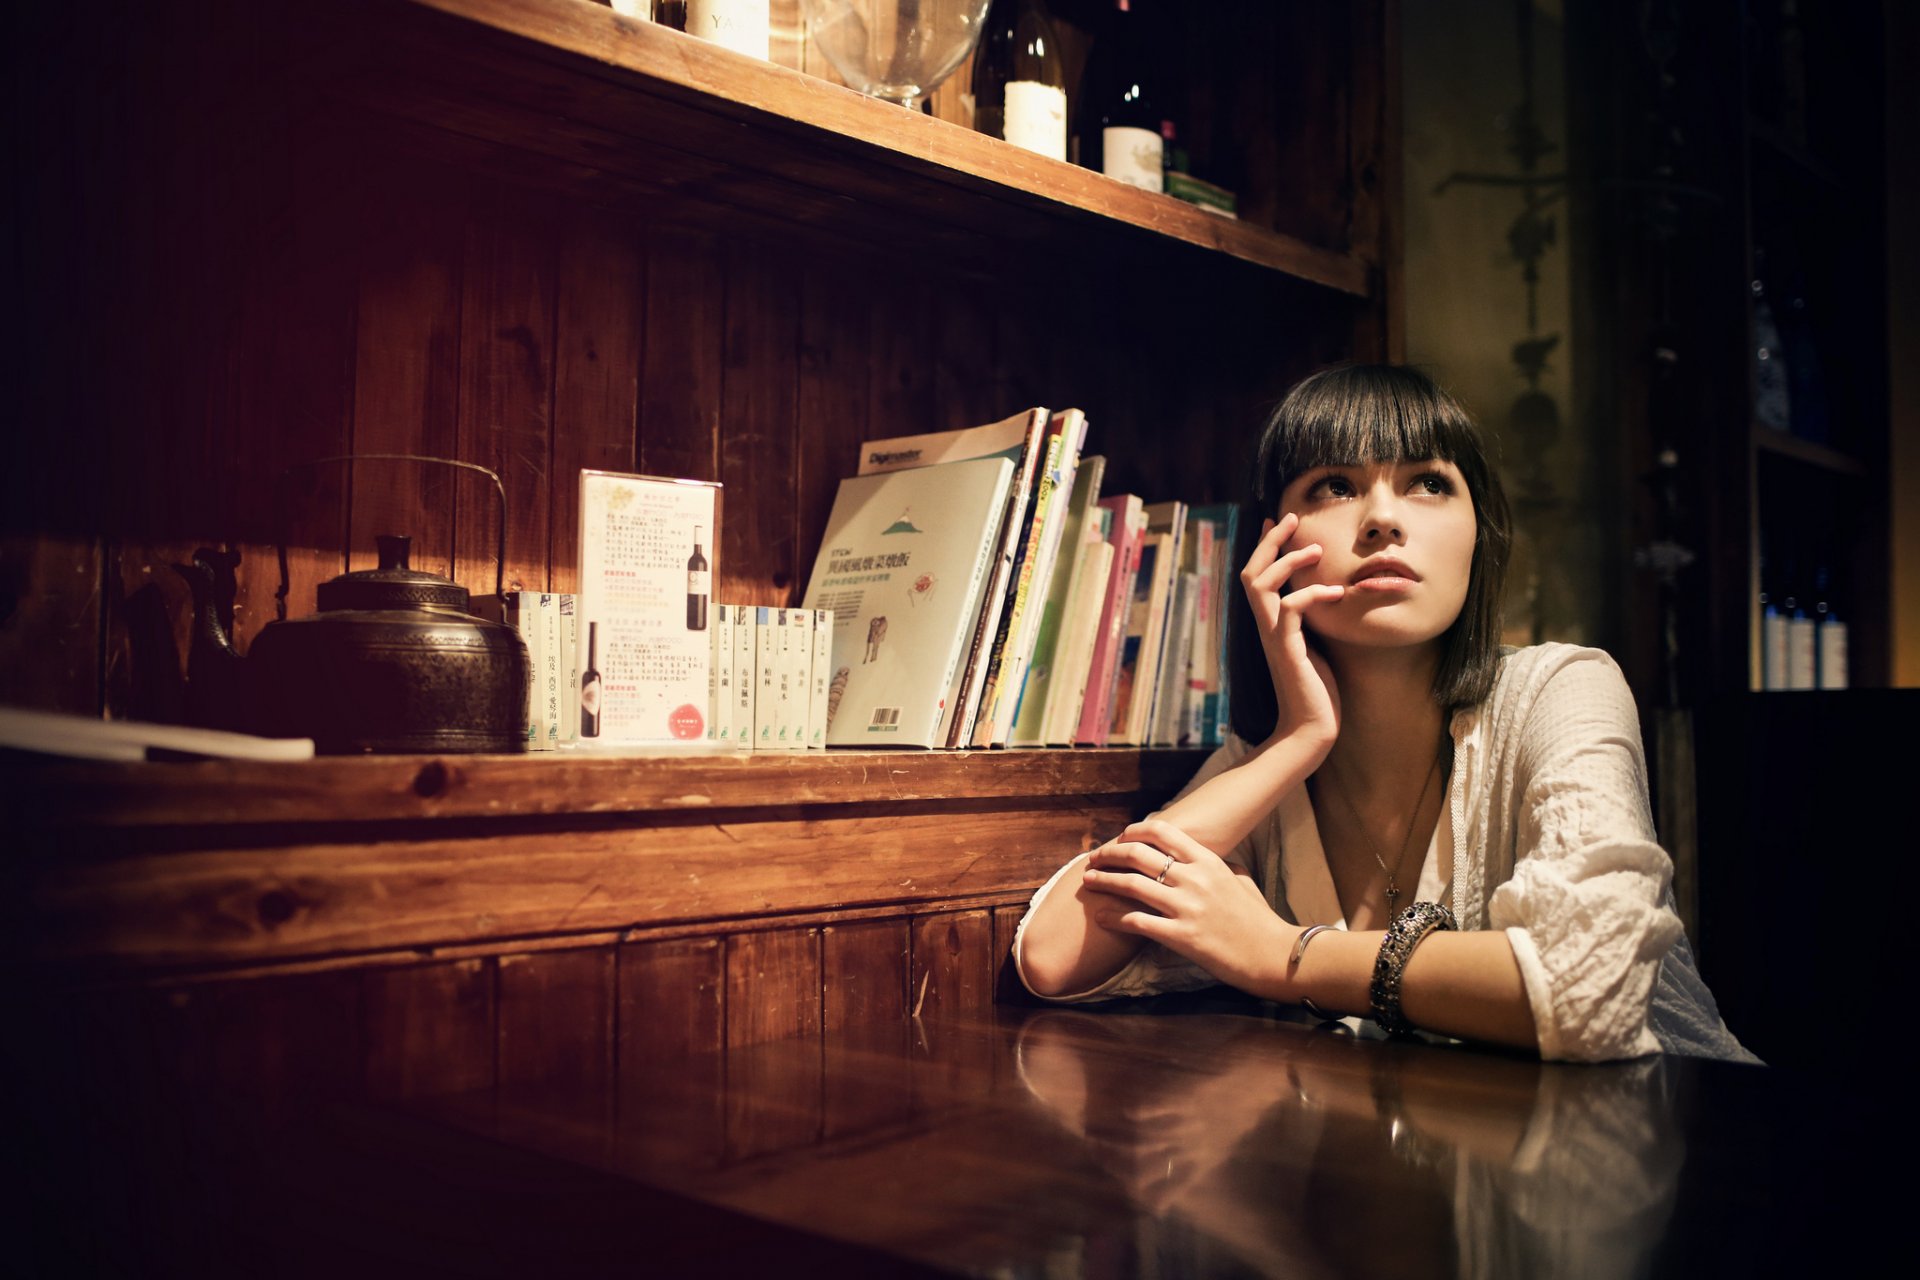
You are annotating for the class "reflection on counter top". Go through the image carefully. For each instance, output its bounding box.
[417,992,1781,1278]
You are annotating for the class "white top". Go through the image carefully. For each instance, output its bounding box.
[1013,642,1756,1064]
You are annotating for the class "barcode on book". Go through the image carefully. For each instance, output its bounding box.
[868,707,901,730]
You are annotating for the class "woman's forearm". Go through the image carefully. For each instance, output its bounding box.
[1256,928,1539,1051]
[1154,729,1329,854]
[1017,852,1148,997]
[1021,729,1328,999]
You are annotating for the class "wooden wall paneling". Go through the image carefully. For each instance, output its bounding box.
[932,275,1004,431]
[347,160,467,578]
[46,984,236,1271]
[720,237,801,604]
[550,206,645,595]
[1262,3,1354,251]
[0,536,101,715]
[203,970,366,1123]
[821,917,912,1137]
[990,283,1049,443]
[225,118,360,654]
[362,957,496,1103]
[496,946,615,1161]
[769,0,806,73]
[795,253,873,589]
[639,231,724,484]
[867,269,938,442]
[615,936,725,1170]
[908,908,995,1111]
[990,902,1028,1009]
[794,0,851,89]
[724,926,824,1159]
[454,186,559,596]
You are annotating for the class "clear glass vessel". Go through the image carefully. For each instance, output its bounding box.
[806,0,994,113]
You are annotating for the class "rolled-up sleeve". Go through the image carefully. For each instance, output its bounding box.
[1488,653,1683,1062]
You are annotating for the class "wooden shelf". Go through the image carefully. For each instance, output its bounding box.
[1752,425,1869,476]
[10,746,1206,830]
[309,0,1370,295]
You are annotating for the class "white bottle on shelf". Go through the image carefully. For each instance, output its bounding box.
[1761,584,1789,691]
[1784,591,1816,690]
[1814,568,1849,690]
[687,0,770,61]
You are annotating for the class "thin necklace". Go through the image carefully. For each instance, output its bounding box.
[1321,750,1442,914]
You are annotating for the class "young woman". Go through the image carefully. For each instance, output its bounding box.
[1014,365,1752,1063]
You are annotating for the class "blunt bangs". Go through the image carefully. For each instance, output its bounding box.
[1253,365,1483,512]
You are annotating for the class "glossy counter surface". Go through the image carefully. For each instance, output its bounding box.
[400,993,1789,1277]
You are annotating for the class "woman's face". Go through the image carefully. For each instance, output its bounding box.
[1274,457,1478,650]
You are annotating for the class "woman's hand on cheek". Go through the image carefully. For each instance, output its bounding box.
[1242,513,1343,754]
[1080,819,1294,995]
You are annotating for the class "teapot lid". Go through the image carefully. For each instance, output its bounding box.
[316,535,470,613]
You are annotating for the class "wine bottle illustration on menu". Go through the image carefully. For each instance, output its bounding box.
[580,621,603,738]
[687,527,710,631]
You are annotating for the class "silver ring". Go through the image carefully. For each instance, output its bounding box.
[1155,854,1174,884]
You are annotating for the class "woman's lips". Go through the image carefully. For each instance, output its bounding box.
[1347,575,1416,592]
[1349,558,1420,585]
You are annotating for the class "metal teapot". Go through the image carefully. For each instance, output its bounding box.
[176,455,531,755]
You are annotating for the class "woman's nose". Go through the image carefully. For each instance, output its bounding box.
[1361,483,1405,542]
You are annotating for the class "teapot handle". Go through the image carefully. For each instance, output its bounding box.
[273,454,509,621]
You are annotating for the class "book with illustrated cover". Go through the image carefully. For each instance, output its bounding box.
[973,408,1087,748]
[801,455,1015,748]
[1076,495,1146,746]
[1039,511,1115,746]
[1009,453,1106,747]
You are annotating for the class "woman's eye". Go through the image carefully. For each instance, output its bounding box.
[1412,472,1455,495]
[1308,475,1354,499]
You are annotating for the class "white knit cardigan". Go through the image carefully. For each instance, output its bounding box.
[1013,642,1756,1064]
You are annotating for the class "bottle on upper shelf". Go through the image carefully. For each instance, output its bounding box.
[685,1,770,60]
[1078,0,1170,193]
[971,0,1069,162]
[1751,248,1793,434]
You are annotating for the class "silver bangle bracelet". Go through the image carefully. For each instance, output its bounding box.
[1291,923,1339,1020]
[1290,923,1338,967]
[1368,901,1457,1036]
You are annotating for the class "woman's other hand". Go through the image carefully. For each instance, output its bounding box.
[1241,512,1343,755]
[1081,819,1296,995]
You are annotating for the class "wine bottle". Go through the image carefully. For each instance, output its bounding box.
[1814,566,1849,690]
[971,0,1068,161]
[1760,560,1788,691]
[687,527,710,631]
[580,621,603,738]
[686,0,769,60]
[1784,579,1816,691]
[1082,0,1166,192]
[1752,250,1792,433]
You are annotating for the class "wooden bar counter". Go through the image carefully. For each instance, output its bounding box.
[12,985,1799,1277]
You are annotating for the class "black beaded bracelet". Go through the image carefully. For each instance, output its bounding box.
[1368,901,1457,1036]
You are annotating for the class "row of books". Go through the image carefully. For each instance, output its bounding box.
[503,591,580,750]
[707,605,834,749]
[799,409,1238,750]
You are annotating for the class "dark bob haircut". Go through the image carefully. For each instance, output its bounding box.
[1226,364,1512,744]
